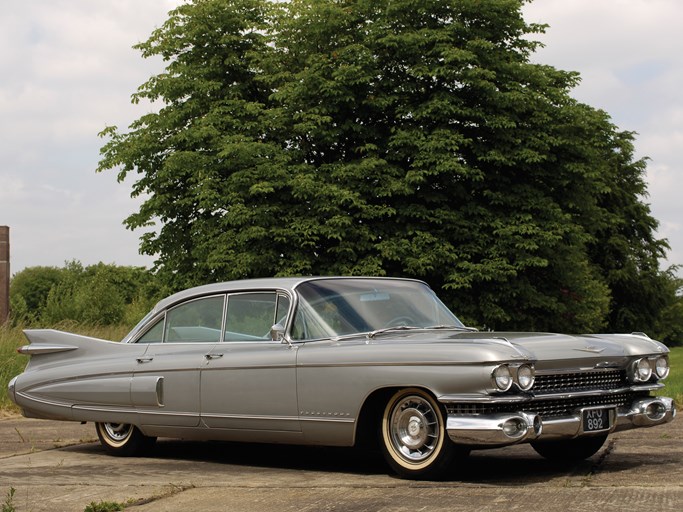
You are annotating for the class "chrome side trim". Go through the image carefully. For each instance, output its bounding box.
[16,391,70,408]
[200,364,297,371]
[201,413,353,424]
[73,405,199,419]
[200,413,299,422]
[298,417,355,424]
[297,361,493,368]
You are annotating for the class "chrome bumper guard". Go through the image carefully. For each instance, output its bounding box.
[446,396,676,446]
[446,412,543,446]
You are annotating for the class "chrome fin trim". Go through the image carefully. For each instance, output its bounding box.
[17,344,78,355]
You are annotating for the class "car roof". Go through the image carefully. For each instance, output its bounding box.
[153,276,424,312]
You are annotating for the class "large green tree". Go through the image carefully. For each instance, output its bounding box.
[98,0,677,338]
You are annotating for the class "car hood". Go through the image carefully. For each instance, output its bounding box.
[478,331,667,370]
[354,330,669,370]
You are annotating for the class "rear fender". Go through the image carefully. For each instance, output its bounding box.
[19,329,146,371]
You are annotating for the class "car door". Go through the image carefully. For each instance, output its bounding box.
[132,294,225,427]
[200,291,300,431]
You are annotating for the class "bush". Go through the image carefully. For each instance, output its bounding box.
[10,261,163,327]
[9,266,64,324]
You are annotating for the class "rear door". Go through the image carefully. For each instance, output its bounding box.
[132,294,225,427]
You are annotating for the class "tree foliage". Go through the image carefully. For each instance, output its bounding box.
[98,0,680,342]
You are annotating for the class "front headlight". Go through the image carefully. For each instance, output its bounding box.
[516,364,535,391]
[654,356,670,379]
[492,364,512,392]
[630,358,652,383]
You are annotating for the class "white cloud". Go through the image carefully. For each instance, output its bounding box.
[523,0,683,272]
[0,0,180,273]
[0,175,26,202]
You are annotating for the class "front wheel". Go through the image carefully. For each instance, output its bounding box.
[95,422,156,456]
[379,388,455,479]
[531,434,608,461]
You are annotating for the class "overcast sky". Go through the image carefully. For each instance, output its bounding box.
[1,0,682,277]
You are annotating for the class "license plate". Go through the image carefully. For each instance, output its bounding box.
[582,408,611,432]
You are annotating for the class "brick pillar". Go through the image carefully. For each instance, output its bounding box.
[0,226,9,325]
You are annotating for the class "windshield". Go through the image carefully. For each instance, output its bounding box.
[291,279,464,340]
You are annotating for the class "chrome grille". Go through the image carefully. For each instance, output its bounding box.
[521,393,633,417]
[446,392,646,418]
[533,369,627,394]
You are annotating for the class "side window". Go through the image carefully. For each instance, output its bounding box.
[224,292,277,341]
[136,316,165,343]
[165,295,225,343]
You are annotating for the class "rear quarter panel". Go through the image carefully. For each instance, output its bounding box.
[13,330,148,421]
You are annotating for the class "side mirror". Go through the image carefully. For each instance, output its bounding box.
[270,323,285,342]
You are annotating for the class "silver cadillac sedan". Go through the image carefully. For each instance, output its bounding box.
[9,277,676,479]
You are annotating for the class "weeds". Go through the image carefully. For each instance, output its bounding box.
[2,487,15,512]
[0,325,28,411]
[83,501,125,512]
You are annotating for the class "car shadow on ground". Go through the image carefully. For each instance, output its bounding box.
[65,438,644,484]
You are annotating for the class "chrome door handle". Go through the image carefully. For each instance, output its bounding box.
[205,353,224,360]
[136,357,154,363]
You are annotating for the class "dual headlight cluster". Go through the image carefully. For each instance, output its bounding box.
[491,363,535,392]
[629,356,669,383]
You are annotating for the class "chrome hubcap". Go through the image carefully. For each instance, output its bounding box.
[389,395,439,462]
[103,423,132,442]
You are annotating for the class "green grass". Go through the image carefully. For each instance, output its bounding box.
[0,326,29,412]
[656,346,683,407]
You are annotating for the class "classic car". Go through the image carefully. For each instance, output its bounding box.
[8,277,677,479]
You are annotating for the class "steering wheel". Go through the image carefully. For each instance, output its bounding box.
[382,316,417,328]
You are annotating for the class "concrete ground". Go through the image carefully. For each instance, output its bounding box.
[0,415,680,511]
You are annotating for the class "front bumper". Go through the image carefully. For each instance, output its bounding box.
[446,396,676,447]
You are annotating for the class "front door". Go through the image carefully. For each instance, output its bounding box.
[200,292,299,431]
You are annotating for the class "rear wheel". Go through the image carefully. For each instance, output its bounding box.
[95,422,156,456]
[379,388,455,479]
[531,434,608,461]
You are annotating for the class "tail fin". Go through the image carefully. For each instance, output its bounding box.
[19,329,115,356]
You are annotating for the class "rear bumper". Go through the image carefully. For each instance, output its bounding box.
[446,396,676,447]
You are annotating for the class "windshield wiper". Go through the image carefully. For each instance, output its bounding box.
[425,324,479,332]
[366,325,422,339]
[367,324,478,339]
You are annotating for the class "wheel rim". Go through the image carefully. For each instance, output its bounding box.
[388,395,440,463]
[101,423,133,446]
